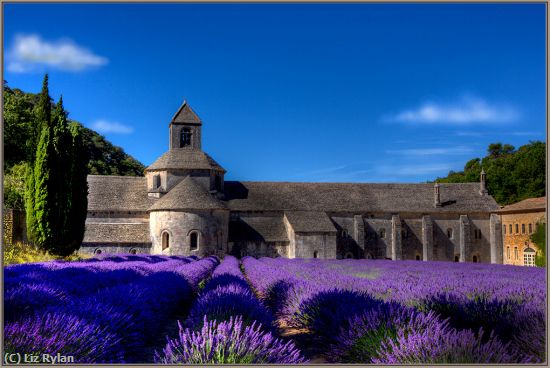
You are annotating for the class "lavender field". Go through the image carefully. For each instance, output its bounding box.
[4,255,546,364]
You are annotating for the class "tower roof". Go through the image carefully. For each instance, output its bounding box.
[149,176,228,212]
[170,100,202,125]
[145,148,226,172]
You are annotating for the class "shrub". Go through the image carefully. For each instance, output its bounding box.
[155,316,307,364]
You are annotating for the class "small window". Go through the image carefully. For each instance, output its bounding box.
[190,231,199,251]
[515,224,519,234]
[341,229,348,238]
[313,251,318,259]
[94,248,102,255]
[509,224,512,234]
[447,228,453,239]
[514,247,519,260]
[215,175,222,192]
[521,224,525,234]
[529,223,533,234]
[180,128,192,147]
[474,229,482,240]
[503,225,506,235]
[472,255,478,263]
[507,246,510,260]
[153,175,161,189]
[345,252,354,259]
[415,254,421,261]
[454,255,459,262]
[162,232,170,251]
[129,248,137,255]
[379,228,386,239]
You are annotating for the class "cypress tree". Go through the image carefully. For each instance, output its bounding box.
[24,75,89,255]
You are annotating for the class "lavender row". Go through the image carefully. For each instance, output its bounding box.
[155,255,307,364]
[5,256,219,363]
[245,257,544,363]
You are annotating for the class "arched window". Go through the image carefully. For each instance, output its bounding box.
[180,128,192,147]
[129,248,137,255]
[509,224,512,234]
[162,231,170,251]
[472,255,478,263]
[523,248,536,267]
[345,252,354,259]
[189,231,199,251]
[514,247,519,260]
[313,251,318,259]
[515,224,519,234]
[447,228,453,239]
[529,223,533,234]
[379,228,386,239]
[507,246,510,259]
[454,255,459,262]
[415,254,421,261]
[94,248,102,255]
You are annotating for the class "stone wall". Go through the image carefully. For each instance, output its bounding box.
[3,209,27,244]
[501,210,545,266]
[150,209,229,257]
[79,244,151,255]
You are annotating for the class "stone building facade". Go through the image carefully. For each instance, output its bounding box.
[81,101,504,263]
[500,197,546,266]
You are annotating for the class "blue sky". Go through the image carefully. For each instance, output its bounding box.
[4,3,546,183]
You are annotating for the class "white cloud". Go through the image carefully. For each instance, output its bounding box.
[375,163,452,176]
[510,131,540,136]
[7,34,108,73]
[456,131,484,137]
[91,120,133,134]
[386,146,473,156]
[385,97,519,125]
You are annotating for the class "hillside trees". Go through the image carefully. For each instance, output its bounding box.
[24,75,88,256]
[436,141,546,205]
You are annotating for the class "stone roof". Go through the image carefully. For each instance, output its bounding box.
[284,211,337,233]
[145,148,225,172]
[148,176,228,212]
[229,216,289,242]
[223,182,500,213]
[87,175,156,212]
[499,197,546,214]
[171,100,202,125]
[83,223,151,244]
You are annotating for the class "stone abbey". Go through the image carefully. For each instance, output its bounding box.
[82,101,503,263]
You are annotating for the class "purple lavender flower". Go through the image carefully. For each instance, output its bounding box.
[155,316,308,364]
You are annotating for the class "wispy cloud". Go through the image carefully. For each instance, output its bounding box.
[386,146,473,156]
[510,131,541,137]
[375,163,452,176]
[455,131,484,137]
[384,96,519,125]
[7,34,108,73]
[91,120,133,134]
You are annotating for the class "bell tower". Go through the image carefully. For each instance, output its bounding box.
[169,100,202,150]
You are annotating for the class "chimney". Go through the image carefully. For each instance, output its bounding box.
[434,183,442,208]
[479,169,488,196]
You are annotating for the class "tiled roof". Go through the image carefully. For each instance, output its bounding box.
[223,181,500,213]
[171,100,202,124]
[148,176,227,211]
[87,175,156,212]
[145,148,225,172]
[499,197,546,213]
[83,222,151,244]
[284,211,337,233]
[229,216,289,242]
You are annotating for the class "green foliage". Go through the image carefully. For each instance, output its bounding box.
[3,163,27,209]
[3,79,145,176]
[22,75,89,256]
[531,222,546,267]
[436,141,546,205]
